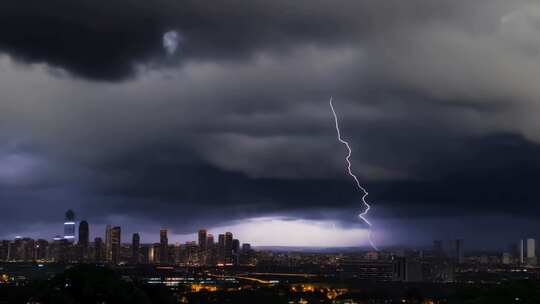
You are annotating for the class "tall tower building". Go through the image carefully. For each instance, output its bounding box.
[160,229,168,264]
[519,239,525,264]
[111,226,121,265]
[105,224,112,262]
[132,233,140,264]
[527,238,536,258]
[63,209,76,241]
[232,239,240,265]
[218,234,225,264]
[225,232,233,265]
[198,229,207,265]
[78,220,89,261]
[207,234,215,265]
[94,237,104,262]
[527,238,536,265]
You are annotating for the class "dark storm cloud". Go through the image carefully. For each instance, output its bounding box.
[0,0,511,80]
[1,0,540,246]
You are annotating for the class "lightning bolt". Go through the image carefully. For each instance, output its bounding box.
[329,97,379,251]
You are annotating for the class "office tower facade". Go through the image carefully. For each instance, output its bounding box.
[160,229,168,264]
[519,239,525,264]
[502,252,512,264]
[198,229,207,265]
[78,220,89,261]
[439,239,464,264]
[0,240,9,261]
[527,238,536,265]
[393,257,423,282]
[21,238,35,262]
[527,238,535,258]
[105,224,112,262]
[232,239,240,265]
[132,233,140,263]
[240,243,252,265]
[225,232,233,264]
[218,234,225,264]
[232,239,240,254]
[111,226,121,264]
[52,237,69,262]
[64,210,76,241]
[35,239,49,261]
[140,245,151,264]
[207,234,215,265]
[94,237,104,262]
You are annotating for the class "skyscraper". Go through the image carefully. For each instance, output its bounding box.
[78,220,89,261]
[132,233,140,263]
[232,239,240,265]
[519,239,525,264]
[527,238,536,258]
[63,209,76,241]
[198,229,207,265]
[527,238,536,265]
[35,239,49,261]
[94,237,104,262]
[105,224,112,262]
[207,234,215,265]
[225,232,233,265]
[218,234,225,264]
[111,226,121,265]
[160,229,168,264]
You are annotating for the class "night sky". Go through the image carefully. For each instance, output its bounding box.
[1,0,540,249]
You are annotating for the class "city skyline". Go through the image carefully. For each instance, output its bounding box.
[3,211,539,268]
[3,209,540,254]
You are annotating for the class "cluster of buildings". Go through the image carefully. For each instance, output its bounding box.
[0,210,254,266]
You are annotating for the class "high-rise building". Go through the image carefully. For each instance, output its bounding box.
[225,232,233,265]
[440,239,464,264]
[94,237,104,262]
[105,224,112,262]
[232,239,240,265]
[21,238,35,262]
[52,236,69,262]
[502,252,512,265]
[198,229,207,265]
[160,229,168,264]
[78,221,89,246]
[207,234,215,265]
[64,210,76,241]
[240,243,252,265]
[519,239,525,264]
[232,239,240,254]
[78,220,89,261]
[132,233,140,263]
[527,238,536,265]
[393,257,423,282]
[0,240,9,261]
[111,226,121,264]
[527,238,536,258]
[35,239,49,261]
[218,234,225,264]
